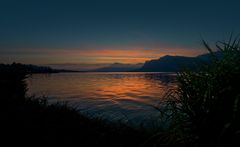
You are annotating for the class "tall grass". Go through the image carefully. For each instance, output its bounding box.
[160,35,240,146]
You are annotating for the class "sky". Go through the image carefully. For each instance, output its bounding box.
[0,0,240,65]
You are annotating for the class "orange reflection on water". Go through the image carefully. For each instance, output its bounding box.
[27,72,176,106]
[27,72,177,124]
[93,73,166,103]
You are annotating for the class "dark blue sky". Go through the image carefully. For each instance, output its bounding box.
[0,0,240,64]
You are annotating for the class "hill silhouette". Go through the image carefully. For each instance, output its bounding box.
[0,63,79,74]
[137,52,221,72]
[92,63,143,72]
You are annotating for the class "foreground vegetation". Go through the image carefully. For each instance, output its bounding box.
[1,36,240,146]
[156,36,240,147]
[1,63,150,146]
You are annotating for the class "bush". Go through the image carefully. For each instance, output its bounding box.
[169,36,240,146]
[0,63,28,104]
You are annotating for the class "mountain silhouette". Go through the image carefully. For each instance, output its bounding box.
[92,63,143,72]
[137,52,221,72]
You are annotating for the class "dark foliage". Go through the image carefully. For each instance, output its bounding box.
[0,63,28,103]
[164,36,240,147]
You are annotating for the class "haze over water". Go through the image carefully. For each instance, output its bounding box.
[27,72,176,126]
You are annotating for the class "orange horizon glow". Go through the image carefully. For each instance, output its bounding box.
[1,47,207,64]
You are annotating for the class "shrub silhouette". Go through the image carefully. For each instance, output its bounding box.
[171,36,240,146]
[0,63,28,104]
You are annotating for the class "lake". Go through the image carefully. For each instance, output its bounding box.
[27,72,177,127]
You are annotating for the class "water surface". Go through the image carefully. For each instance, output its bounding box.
[27,72,177,126]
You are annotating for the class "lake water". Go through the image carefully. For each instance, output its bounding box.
[27,72,177,127]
